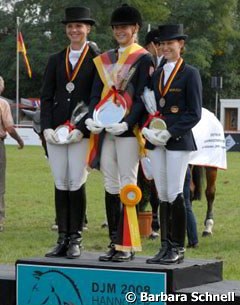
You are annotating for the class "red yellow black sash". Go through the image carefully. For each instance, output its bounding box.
[88,43,148,169]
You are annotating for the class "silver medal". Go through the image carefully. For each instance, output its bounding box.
[159,97,166,107]
[66,82,75,93]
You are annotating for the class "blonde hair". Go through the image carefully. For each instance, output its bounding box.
[0,76,5,94]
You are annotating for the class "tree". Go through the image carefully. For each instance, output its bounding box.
[0,0,239,102]
[165,0,240,109]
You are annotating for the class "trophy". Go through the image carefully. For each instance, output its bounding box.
[141,87,166,131]
[55,102,88,144]
[92,65,138,128]
[93,97,127,128]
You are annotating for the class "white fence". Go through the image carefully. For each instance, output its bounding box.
[5,127,41,146]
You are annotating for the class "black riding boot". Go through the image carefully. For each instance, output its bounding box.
[67,233,82,259]
[45,188,69,257]
[45,233,69,257]
[99,191,121,261]
[69,184,86,234]
[67,185,86,258]
[146,201,170,264]
[159,193,186,264]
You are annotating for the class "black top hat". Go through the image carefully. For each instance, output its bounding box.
[144,29,160,46]
[158,24,188,41]
[61,7,95,26]
[110,4,142,27]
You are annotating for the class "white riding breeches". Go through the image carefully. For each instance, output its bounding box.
[47,139,89,191]
[148,147,190,203]
[100,134,140,194]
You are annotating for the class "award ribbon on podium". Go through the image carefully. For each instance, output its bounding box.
[115,185,142,252]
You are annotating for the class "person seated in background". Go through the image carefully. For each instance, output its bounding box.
[0,76,24,232]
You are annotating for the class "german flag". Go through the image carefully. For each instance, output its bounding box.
[17,32,32,78]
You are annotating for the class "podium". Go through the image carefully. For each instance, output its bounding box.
[15,252,223,305]
[1,252,240,305]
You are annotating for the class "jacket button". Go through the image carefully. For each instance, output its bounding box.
[67,98,70,102]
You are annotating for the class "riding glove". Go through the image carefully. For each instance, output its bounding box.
[66,129,83,143]
[105,122,128,136]
[142,127,163,146]
[85,118,103,134]
[156,130,171,145]
[43,129,59,144]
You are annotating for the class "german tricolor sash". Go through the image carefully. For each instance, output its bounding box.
[88,43,148,169]
[94,43,148,113]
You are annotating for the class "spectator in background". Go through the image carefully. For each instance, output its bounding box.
[144,28,165,68]
[185,166,199,248]
[0,76,24,231]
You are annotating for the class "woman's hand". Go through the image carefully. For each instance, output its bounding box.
[105,122,128,136]
[43,129,59,144]
[85,118,103,134]
[66,129,83,143]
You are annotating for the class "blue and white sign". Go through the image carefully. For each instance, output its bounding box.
[17,264,166,305]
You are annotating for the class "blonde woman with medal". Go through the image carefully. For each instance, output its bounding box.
[40,7,98,259]
[142,24,202,264]
[86,4,153,262]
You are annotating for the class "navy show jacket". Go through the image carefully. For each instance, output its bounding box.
[146,61,202,151]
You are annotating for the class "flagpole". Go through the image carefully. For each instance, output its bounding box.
[16,16,20,126]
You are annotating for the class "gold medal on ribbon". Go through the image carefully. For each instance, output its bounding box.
[159,57,183,107]
[65,44,89,93]
[149,118,167,130]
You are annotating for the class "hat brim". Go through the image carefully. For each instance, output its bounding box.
[61,18,95,26]
[110,21,140,26]
[159,34,188,42]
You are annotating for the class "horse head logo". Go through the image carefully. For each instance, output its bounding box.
[28,269,83,305]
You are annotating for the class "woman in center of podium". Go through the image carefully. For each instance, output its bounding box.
[86,4,153,262]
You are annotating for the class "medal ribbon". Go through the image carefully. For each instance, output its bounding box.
[159,57,183,97]
[65,44,89,82]
[142,111,165,129]
[63,120,75,131]
[95,86,126,111]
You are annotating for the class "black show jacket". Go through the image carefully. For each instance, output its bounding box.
[40,44,99,137]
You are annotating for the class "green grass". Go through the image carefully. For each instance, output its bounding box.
[1,146,239,280]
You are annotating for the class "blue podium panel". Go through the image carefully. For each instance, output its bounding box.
[17,264,166,305]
